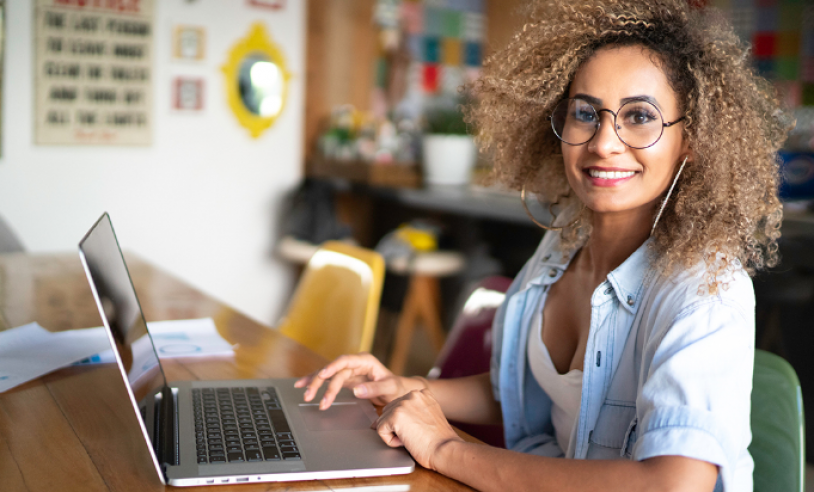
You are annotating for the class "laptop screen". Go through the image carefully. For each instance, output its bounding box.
[78,213,167,404]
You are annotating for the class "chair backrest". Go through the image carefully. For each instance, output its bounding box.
[429,276,512,448]
[750,349,805,492]
[429,276,512,380]
[278,241,384,361]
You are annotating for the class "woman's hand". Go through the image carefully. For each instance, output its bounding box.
[294,353,425,409]
[374,389,464,471]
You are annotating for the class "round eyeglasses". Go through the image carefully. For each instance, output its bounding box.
[549,97,686,150]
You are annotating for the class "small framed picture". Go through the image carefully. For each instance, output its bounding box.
[173,77,205,111]
[173,25,206,61]
[248,0,285,10]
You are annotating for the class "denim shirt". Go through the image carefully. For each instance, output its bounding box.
[490,232,755,492]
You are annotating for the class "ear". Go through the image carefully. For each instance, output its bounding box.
[680,140,693,163]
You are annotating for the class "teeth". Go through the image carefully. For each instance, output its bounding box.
[588,169,635,179]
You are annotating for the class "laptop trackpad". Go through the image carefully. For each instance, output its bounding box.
[298,402,372,431]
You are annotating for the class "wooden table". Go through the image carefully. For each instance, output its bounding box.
[0,253,475,492]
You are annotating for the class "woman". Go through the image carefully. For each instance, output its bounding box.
[297,1,791,490]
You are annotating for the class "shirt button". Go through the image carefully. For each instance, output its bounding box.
[543,254,552,261]
[627,296,634,306]
[548,269,557,278]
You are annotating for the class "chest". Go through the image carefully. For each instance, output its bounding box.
[541,269,597,374]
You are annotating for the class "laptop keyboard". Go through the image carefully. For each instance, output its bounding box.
[193,387,301,464]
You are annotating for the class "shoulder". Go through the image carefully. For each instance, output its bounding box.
[638,258,755,347]
[515,232,566,286]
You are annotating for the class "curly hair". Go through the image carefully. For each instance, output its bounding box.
[466,0,793,294]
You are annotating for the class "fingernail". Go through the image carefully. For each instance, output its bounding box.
[353,385,367,397]
[319,398,327,410]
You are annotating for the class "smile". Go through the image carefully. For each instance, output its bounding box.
[587,169,636,179]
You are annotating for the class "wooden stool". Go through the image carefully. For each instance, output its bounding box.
[387,251,466,375]
[276,235,321,264]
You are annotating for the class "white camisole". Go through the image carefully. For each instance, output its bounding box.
[527,306,584,454]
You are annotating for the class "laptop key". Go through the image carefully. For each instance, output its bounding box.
[227,452,245,462]
[226,445,242,453]
[246,450,263,462]
[282,452,301,461]
[197,456,208,464]
[262,447,280,460]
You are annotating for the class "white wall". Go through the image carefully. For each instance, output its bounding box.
[0,0,306,326]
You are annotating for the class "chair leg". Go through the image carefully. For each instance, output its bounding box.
[389,279,421,375]
[388,275,447,376]
[413,275,446,353]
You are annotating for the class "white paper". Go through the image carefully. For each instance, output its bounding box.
[0,323,111,393]
[73,317,235,365]
[0,318,235,393]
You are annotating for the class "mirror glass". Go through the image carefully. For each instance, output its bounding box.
[238,53,284,118]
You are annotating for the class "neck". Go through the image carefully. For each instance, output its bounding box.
[578,206,653,279]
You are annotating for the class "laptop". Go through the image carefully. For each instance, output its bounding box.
[78,212,414,487]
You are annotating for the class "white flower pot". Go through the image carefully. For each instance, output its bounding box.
[421,134,477,186]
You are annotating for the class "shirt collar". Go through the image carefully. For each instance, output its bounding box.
[529,233,653,314]
[606,238,653,313]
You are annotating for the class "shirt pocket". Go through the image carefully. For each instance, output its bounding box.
[621,416,638,459]
[587,402,636,458]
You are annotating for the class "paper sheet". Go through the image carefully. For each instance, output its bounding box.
[0,323,111,393]
[73,317,235,365]
[1,318,235,393]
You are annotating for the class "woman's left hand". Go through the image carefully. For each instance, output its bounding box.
[374,389,464,471]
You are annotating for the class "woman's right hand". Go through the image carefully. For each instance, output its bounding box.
[294,353,426,410]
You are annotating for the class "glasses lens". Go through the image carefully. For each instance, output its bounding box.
[551,99,597,145]
[616,100,664,149]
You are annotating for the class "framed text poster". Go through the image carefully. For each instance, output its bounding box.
[34,0,154,145]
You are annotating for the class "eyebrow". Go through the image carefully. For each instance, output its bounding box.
[572,93,662,111]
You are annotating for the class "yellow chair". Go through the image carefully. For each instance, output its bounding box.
[278,241,385,361]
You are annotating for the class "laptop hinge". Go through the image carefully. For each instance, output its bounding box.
[154,386,179,468]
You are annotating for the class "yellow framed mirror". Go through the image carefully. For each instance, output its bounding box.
[222,23,291,138]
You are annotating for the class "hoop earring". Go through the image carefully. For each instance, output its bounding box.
[650,156,688,236]
[521,184,584,231]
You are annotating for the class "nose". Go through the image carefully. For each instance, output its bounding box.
[588,110,626,157]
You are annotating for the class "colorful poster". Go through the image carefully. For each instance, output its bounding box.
[34,0,154,145]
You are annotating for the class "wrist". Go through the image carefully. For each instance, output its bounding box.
[430,437,464,473]
[411,375,431,392]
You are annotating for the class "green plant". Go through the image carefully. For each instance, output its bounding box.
[423,97,471,135]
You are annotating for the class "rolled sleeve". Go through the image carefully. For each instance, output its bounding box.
[633,297,755,492]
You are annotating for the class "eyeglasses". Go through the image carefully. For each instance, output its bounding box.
[549,97,686,150]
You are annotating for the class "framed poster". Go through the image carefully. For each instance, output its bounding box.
[173,25,205,61]
[172,77,204,111]
[34,0,154,145]
[248,0,285,10]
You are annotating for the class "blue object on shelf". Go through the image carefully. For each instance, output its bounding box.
[779,151,814,201]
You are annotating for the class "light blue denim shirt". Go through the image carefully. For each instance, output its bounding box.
[491,232,755,492]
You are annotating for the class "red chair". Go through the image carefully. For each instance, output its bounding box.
[428,276,512,448]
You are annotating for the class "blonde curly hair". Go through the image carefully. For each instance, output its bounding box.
[466,0,793,293]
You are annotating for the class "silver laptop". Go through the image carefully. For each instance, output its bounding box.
[78,212,414,487]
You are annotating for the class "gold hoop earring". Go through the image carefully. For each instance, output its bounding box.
[520,184,584,231]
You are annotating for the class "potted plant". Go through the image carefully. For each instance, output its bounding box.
[422,96,477,186]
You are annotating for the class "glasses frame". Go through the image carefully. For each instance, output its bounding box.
[548,97,686,150]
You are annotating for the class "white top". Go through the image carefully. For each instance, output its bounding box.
[527,305,583,455]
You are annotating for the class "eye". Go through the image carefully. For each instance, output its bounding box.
[574,107,596,123]
[621,106,658,126]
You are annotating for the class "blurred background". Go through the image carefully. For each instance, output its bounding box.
[0,0,813,482]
